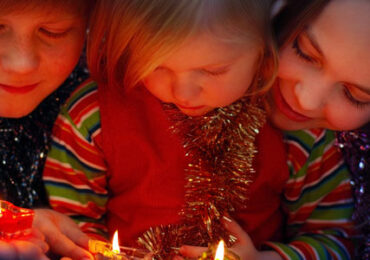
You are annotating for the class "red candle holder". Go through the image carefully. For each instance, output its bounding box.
[0,200,34,239]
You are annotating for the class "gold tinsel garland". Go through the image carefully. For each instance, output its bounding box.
[138,97,266,259]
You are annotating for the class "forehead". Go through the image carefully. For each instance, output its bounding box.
[162,32,260,71]
[311,0,370,88]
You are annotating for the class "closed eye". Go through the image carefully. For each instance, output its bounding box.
[198,67,229,77]
[39,27,69,39]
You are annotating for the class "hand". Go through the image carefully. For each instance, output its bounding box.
[179,218,283,260]
[34,209,93,260]
[0,229,49,260]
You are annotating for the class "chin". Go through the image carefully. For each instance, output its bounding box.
[178,107,212,117]
[0,105,37,118]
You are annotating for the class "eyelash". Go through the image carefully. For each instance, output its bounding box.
[39,28,69,39]
[0,24,68,39]
[292,38,316,63]
[342,87,369,109]
[293,37,369,109]
[199,68,228,77]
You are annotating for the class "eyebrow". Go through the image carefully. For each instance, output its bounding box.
[305,28,370,96]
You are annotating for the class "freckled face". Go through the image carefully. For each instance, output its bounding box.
[143,32,260,116]
[0,6,87,118]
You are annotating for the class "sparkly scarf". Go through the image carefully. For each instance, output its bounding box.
[0,60,89,208]
[337,123,370,260]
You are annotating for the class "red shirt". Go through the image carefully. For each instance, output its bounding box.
[99,84,289,247]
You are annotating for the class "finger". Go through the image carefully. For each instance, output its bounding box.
[180,245,207,258]
[0,241,17,260]
[222,217,250,244]
[46,232,93,260]
[143,252,154,260]
[61,221,90,249]
[30,228,46,240]
[27,237,49,253]
[12,240,44,260]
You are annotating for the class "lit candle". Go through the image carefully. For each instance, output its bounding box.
[0,200,34,239]
[89,231,124,260]
[214,240,225,260]
[89,231,148,260]
[198,240,240,260]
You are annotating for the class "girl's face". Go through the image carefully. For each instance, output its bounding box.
[143,32,260,116]
[269,0,370,131]
[0,6,87,118]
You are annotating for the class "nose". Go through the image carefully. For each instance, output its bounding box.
[294,79,330,111]
[172,76,202,104]
[0,36,39,74]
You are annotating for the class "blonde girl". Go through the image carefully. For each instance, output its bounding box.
[42,0,350,259]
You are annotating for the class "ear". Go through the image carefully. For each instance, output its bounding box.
[271,0,287,18]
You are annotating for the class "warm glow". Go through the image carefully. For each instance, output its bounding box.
[215,240,225,260]
[112,231,120,253]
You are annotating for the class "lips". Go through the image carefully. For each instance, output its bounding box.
[0,83,38,94]
[273,81,312,122]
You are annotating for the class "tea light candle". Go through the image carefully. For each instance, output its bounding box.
[0,200,34,239]
[198,240,240,260]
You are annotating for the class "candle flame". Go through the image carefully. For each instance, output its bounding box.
[112,230,120,253]
[215,240,225,260]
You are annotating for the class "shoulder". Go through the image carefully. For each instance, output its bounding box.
[62,79,99,113]
[283,128,345,175]
[57,79,101,141]
[284,128,336,155]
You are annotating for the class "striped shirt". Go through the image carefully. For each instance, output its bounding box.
[264,129,354,259]
[44,80,354,258]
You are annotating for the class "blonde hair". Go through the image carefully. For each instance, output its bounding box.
[88,0,278,97]
[0,0,94,17]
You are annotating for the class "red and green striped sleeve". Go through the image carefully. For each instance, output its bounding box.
[264,129,355,260]
[43,79,108,240]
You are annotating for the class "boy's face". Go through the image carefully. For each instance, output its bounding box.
[143,32,260,116]
[0,6,87,118]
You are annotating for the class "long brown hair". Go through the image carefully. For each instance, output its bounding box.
[273,0,329,47]
[88,0,278,97]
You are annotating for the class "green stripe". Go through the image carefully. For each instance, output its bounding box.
[47,144,103,180]
[285,167,349,211]
[65,81,98,109]
[47,185,107,207]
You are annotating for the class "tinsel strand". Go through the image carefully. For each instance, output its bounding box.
[138,97,266,259]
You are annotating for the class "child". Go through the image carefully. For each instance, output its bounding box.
[43,0,353,259]
[0,0,94,259]
[265,0,369,259]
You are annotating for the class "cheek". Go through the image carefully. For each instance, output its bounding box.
[46,35,85,78]
[204,76,250,106]
[278,47,302,79]
[326,104,370,130]
[143,72,172,102]
[206,61,257,105]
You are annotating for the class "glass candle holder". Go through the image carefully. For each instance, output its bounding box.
[0,200,34,239]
